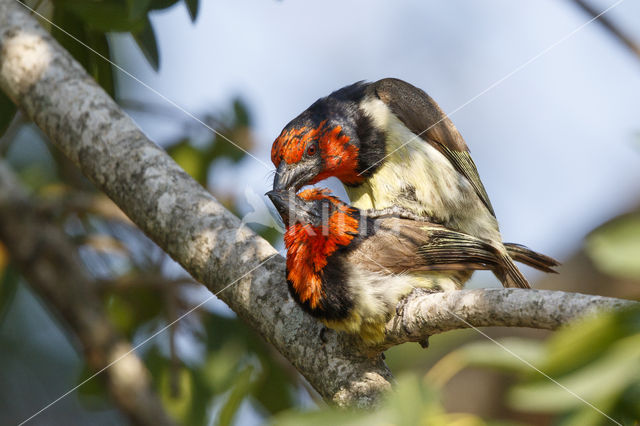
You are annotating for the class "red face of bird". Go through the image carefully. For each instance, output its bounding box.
[271,119,363,191]
[266,189,361,310]
[271,83,386,192]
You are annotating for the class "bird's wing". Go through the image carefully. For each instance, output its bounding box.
[370,78,495,216]
[351,217,500,275]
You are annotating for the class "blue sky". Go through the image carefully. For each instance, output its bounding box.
[112,0,640,273]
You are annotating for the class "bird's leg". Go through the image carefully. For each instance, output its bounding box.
[396,287,439,316]
[319,326,329,344]
[396,288,440,349]
[396,294,411,316]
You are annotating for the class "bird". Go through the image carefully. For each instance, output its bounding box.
[266,188,554,343]
[270,78,559,288]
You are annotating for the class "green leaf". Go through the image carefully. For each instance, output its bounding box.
[184,0,199,22]
[50,7,91,77]
[509,334,640,413]
[541,310,633,376]
[57,0,145,33]
[0,265,20,323]
[105,288,164,339]
[126,0,153,19]
[504,307,640,422]
[426,338,545,388]
[133,18,160,71]
[585,212,640,279]
[145,346,209,426]
[149,0,181,10]
[76,363,112,410]
[272,374,481,426]
[86,32,116,97]
[232,97,251,127]
[0,92,17,137]
[217,365,255,426]
[201,344,246,393]
[167,139,208,185]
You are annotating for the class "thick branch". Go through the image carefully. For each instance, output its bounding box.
[0,0,393,408]
[379,288,637,351]
[0,162,176,426]
[0,0,636,410]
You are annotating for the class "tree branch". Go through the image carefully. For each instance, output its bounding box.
[0,161,176,426]
[571,0,640,62]
[378,288,637,352]
[0,0,393,408]
[0,0,636,410]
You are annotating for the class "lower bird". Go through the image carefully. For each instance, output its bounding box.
[267,188,558,343]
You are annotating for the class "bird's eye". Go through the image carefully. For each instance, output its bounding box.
[306,143,317,156]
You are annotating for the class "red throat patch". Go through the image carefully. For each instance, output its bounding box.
[283,190,359,310]
[271,122,364,186]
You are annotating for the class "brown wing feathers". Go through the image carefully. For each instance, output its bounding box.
[371,78,495,216]
[349,216,539,288]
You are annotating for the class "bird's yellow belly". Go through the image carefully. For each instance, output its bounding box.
[323,267,465,344]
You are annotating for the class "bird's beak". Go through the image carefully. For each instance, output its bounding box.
[265,190,291,217]
[266,189,319,226]
[273,162,316,192]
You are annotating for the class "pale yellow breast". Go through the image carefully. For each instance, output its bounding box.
[350,97,501,243]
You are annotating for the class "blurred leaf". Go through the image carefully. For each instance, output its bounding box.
[105,289,164,338]
[208,98,254,163]
[184,0,199,22]
[0,92,17,137]
[50,7,91,79]
[272,374,486,426]
[76,363,111,410]
[50,7,116,96]
[133,18,160,71]
[585,212,640,279]
[144,347,208,425]
[540,309,636,376]
[126,0,153,19]
[201,313,298,415]
[509,334,640,412]
[0,242,8,273]
[217,365,255,426]
[426,338,544,388]
[232,98,251,127]
[106,294,135,335]
[149,0,181,10]
[86,32,116,97]
[250,358,293,414]
[201,342,246,392]
[57,0,145,33]
[210,132,250,163]
[504,307,640,424]
[161,365,195,422]
[167,139,208,185]
[0,265,20,323]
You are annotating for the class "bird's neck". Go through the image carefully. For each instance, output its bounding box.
[284,211,359,309]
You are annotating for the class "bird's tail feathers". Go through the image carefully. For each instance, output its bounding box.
[495,249,531,289]
[504,243,560,273]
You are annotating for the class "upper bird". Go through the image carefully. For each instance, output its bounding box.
[271,78,558,288]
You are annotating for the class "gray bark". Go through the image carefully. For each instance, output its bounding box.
[377,288,637,352]
[0,0,636,411]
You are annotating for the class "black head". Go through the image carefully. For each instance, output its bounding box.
[266,189,329,228]
[271,81,385,191]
